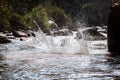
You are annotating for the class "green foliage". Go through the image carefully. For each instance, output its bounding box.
[23,6,49,32]
[81,3,103,25]
[11,0,37,15]
[9,13,26,30]
[0,0,110,32]
[0,0,11,31]
[47,6,72,28]
[52,0,110,26]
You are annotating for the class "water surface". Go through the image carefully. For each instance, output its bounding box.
[0,35,120,80]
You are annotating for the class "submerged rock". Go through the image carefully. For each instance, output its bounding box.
[20,37,27,41]
[0,36,11,44]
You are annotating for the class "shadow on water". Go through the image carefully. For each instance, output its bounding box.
[0,54,7,79]
[0,54,14,80]
[107,54,120,80]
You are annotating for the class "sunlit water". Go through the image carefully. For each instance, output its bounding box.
[0,31,120,80]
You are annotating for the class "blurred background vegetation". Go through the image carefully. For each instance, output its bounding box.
[0,0,110,32]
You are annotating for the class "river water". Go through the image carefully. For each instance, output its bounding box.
[0,31,120,80]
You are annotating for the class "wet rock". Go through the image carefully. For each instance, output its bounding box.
[82,28,106,40]
[5,33,16,39]
[75,32,82,39]
[0,36,11,44]
[26,30,36,37]
[52,29,72,36]
[53,31,67,36]
[5,33,13,36]
[108,0,120,54]
[12,30,28,37]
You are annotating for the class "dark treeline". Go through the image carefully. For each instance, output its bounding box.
[54,0,110,26]
[0,0,110,32]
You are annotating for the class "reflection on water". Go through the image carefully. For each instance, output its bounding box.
[0,40,120,80]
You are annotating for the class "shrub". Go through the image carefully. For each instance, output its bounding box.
[81,3,103,26]
[0,0,11,31]
[47,6,72,28]
[9,13,26,30]
[23,6,49,32]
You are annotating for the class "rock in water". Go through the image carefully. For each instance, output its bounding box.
[0,36,11,44]
[76,32,82,39]
[108,0,120,54]
[26,30,36,37]
[12,30,28,37]
[82,28,106,40]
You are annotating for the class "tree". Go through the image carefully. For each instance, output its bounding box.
[0,0,12,31]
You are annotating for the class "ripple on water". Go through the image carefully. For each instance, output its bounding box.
[0,39,120,80]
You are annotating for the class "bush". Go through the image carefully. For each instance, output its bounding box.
[47,6,72,28]
[23,6,49,32]
[0,0,11,31]
[81,3,103,26]
[9,13,26,30]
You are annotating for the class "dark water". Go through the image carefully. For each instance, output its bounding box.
[0,39,120,80]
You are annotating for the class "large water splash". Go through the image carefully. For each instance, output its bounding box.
[29,28,88,54]
[0,19,88,54]
[10,19,87,54]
